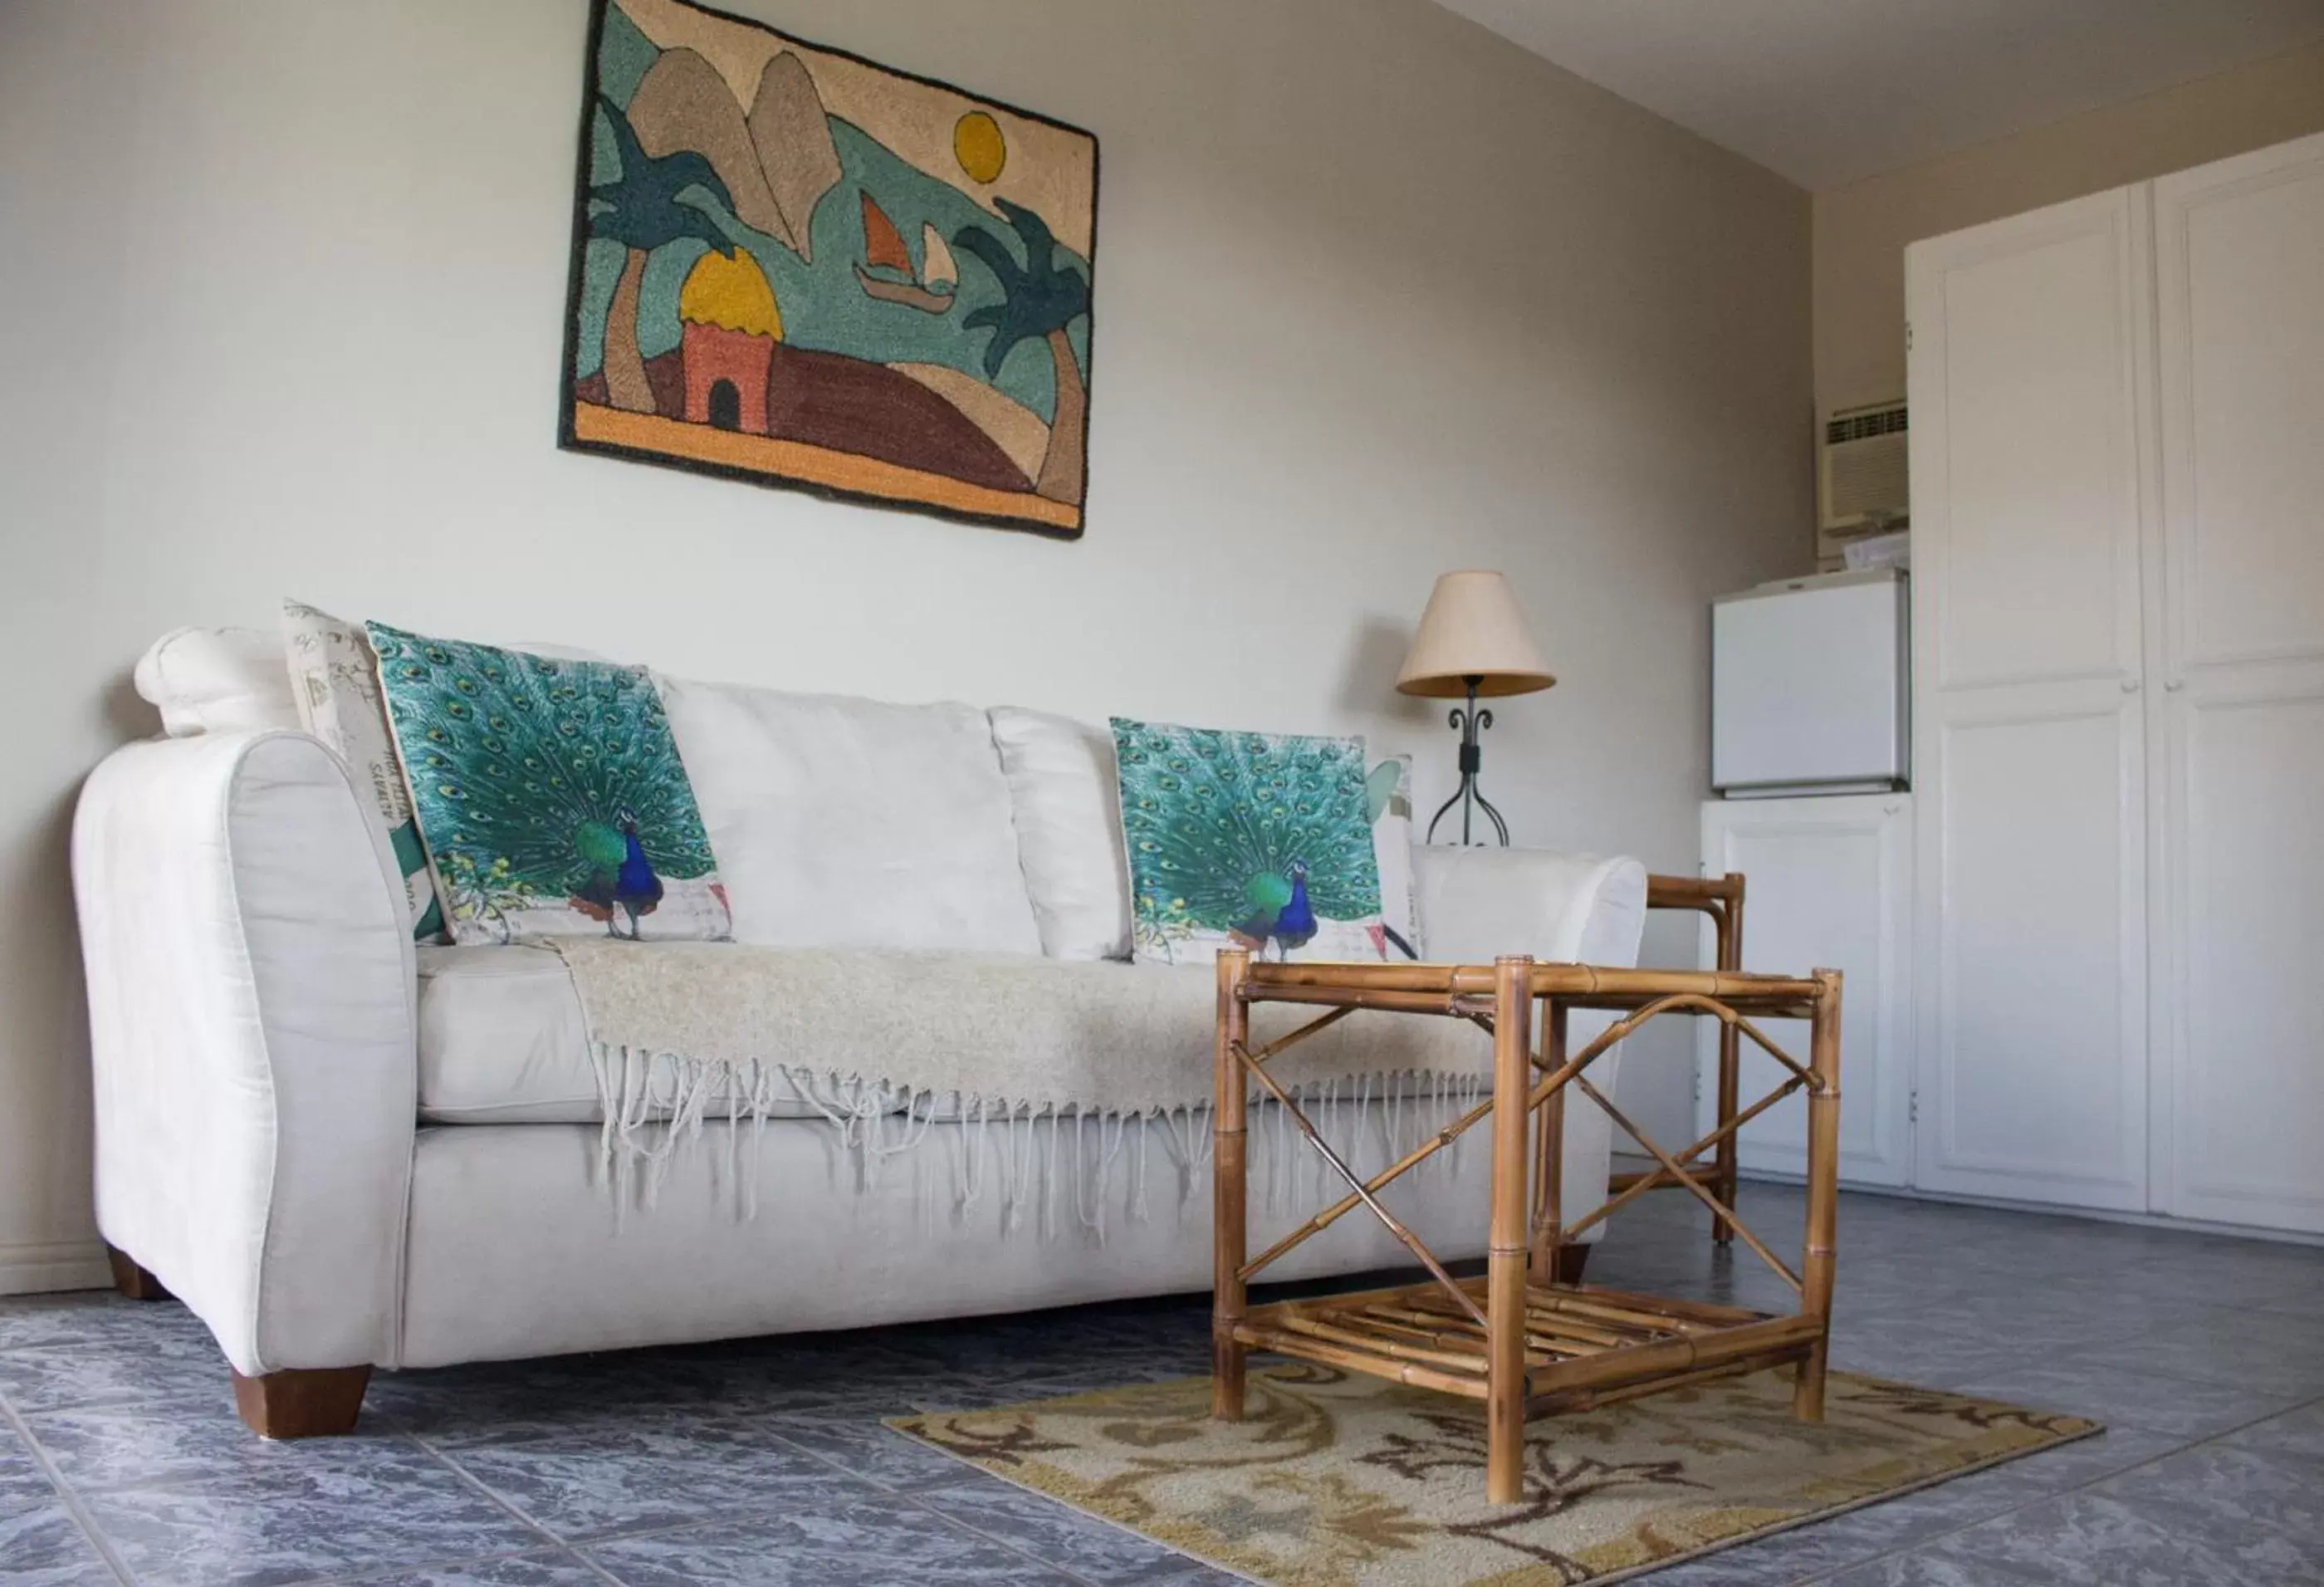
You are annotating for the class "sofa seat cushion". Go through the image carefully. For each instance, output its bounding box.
[416,946,832,1123]
[421,946,610,1123]
[414,943,1487,1125]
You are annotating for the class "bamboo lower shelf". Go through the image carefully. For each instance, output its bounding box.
[1210,950,1845,1506]
[1235,1277,1816,1416]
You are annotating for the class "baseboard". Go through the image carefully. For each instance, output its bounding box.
[1730,1170,2324,1249]
[0,1239,112,1296]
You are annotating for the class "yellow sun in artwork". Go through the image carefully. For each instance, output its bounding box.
[954,110,1006,184]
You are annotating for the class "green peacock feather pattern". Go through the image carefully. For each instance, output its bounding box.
[1111,718,1382,962]
[367,623,723,943]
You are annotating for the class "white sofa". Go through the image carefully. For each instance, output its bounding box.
[74,627,1648,1436]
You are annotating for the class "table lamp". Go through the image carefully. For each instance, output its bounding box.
[1395,571,1555,845]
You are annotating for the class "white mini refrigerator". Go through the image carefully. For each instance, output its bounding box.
[1711,568,1907,796]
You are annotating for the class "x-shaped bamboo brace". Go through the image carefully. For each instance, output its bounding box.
[1232,990,1827,1299]
[1569,1072,1803,1293]
[1231,1041,1488,1328]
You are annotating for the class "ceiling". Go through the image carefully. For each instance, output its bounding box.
[1433,0,2324,189]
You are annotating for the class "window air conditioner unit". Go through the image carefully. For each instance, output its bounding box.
[1816,399,1908,561]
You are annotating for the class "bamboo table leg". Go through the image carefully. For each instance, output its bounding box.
[1641,873,1749,1241]
[1487,956,1534,1504]
[1713,884,1744,1243]
[1792,967,1842,1419]
[1528,1000,1568,1285]
[1212,948,1251,1421]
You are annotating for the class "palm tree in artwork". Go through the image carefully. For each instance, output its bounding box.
[952,198,1091,503]
[587,95,741,414]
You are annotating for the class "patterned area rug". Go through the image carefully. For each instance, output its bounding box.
[891,1362,2100,1585]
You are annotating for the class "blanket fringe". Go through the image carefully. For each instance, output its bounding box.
[586,1043,1494,1236]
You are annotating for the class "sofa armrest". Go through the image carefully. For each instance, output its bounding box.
[1412,846,1649,1241]
[73,731,415,1374]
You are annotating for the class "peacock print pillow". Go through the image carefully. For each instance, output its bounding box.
[1110,718,1387,967]
[1367,753,1419,961]
[369,623,730,947]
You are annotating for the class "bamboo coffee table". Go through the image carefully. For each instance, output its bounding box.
[1210,949,1843,1504]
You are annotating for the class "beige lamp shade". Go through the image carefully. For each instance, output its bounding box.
[1395,571,1555,698]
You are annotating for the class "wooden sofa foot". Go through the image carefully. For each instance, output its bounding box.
[231,1366,372,1438]
[1553,1244,1591,1286]
[105,1245,172,1302]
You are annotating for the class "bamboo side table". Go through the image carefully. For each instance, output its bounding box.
[1210,950,1842,1505]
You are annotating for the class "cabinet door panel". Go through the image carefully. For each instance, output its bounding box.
[2160,686,2324,1232]
[1911,193,2145,693]
[1697,797,1912,1188]
[1917,696,2146,1208]
[2156,135,2324,670]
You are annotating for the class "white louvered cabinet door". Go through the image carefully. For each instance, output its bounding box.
[1906,186,2155,1212]
[2149,132,2324,1235]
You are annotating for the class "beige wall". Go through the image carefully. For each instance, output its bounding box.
[1815,40,2324,413]
[0,0,1809,1291]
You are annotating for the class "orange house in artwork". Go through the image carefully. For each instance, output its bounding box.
[678,247,780,433]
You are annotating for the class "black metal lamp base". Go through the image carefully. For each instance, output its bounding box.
[1424,677,1509,846]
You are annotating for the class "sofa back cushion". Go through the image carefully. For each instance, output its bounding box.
[133,626,301,737]
[1412,847,1646,967]
[987,707,1133,962]
[659,676,1042,954]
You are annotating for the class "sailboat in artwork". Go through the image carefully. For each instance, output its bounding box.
[921,224,957,292]
[853,191,958,314]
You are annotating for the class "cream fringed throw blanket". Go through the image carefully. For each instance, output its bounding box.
[547,938,1497,1226]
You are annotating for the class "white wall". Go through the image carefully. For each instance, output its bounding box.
[0,0,1809,1292]
[1815,40,2324,414]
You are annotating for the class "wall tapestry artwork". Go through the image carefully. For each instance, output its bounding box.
[560,0,1098,538]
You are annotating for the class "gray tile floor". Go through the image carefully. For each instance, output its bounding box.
[2,1186,2320,1585]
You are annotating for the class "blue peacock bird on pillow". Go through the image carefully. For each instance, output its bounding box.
[368,624,725,944]
[1112,721,1383,962]
[569,810,667,939]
